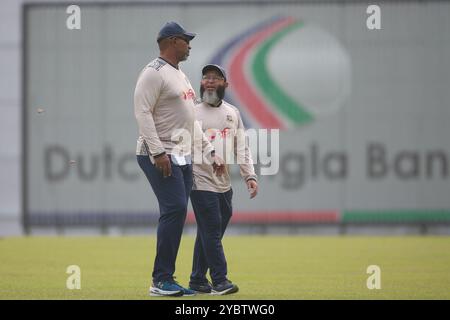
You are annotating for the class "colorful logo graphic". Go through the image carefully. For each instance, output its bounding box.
[207,16,351,129]
[182,88,196,100]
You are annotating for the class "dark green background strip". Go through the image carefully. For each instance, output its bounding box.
[343,210,450,223]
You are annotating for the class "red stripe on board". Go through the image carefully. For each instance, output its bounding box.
[186,211,339,224]
[229,18,296,129]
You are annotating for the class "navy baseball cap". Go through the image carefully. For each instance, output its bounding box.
[157,21,196,42]
[202,64,227,81]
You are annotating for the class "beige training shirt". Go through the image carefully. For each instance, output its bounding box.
[134,58,213,161]
[193,100,257,193]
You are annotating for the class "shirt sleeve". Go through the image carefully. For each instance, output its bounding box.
[134,67,166,156]
[234,108,258,182]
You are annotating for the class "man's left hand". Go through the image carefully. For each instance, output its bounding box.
[247,180,258,199]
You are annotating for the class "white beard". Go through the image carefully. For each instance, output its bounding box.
[202,90,220,106]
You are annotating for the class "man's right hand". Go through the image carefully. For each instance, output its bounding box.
[212,154,225,177]
[154,153,172,178]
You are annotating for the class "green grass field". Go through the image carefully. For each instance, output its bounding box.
[1,235,450,299]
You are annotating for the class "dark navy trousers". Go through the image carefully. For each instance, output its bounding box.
[190,189,233,286]
[137,155,193,283]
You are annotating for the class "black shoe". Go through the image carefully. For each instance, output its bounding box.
[211,280,239,295]
[189,281,212,294]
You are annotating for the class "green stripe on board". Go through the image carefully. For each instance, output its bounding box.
[252,21,313,125]
[343,210,450,223]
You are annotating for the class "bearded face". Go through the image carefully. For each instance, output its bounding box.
[200,84,226,106]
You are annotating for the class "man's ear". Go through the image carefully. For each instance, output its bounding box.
[224,82,229,88]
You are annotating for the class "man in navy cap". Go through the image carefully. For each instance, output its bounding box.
[134,22,223,297]
[157,21,196,43]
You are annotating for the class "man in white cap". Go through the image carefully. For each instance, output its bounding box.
[134,22,223,297]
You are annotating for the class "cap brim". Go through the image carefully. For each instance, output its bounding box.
[183,32,196,40]
[157,32,196,42]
